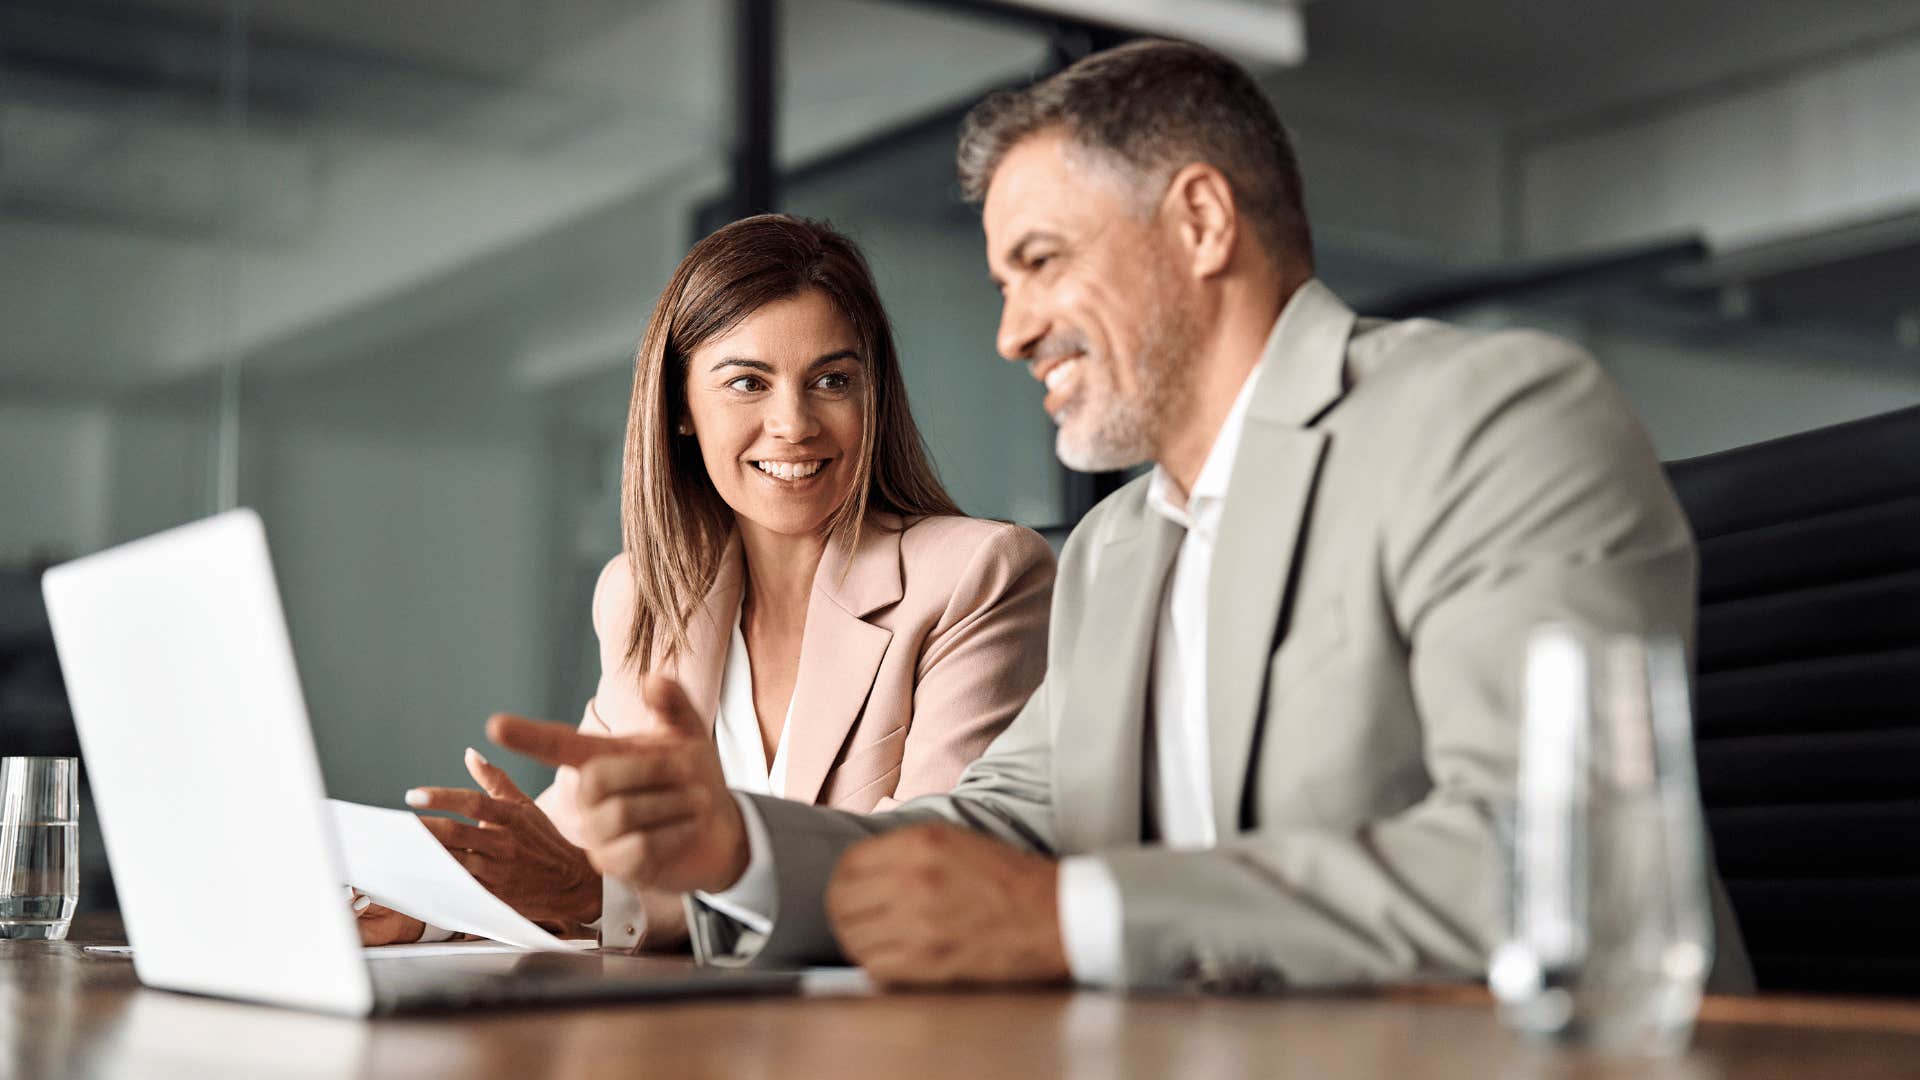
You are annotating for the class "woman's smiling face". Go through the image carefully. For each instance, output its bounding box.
[682,288,866,540]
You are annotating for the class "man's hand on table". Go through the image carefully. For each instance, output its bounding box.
[488,674,750,895]
[826,822,1070,987]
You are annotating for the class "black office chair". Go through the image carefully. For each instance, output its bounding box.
[1665,404,1920,994]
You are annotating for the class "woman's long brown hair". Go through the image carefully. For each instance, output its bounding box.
[622,214,961,667]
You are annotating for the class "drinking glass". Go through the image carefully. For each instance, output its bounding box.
[0,756,80,940]
[1489,626,1713,1055]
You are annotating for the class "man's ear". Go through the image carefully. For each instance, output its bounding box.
[1161,163,1238,280]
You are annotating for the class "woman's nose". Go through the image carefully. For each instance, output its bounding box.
[764,388,820,441]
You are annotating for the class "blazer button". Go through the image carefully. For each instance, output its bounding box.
[624,924,637,937]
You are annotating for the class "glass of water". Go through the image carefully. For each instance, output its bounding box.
[0,756,80,940]
[1489,626,1713,1055]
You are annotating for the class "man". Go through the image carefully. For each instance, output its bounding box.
[497,39,1752,992]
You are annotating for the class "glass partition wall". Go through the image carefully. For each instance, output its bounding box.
[0,0,1054,917]
[15,1,1911,923]
[0,0,734,915]
[3,0,251,914]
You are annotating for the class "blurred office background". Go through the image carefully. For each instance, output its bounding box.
[4,0,1920,914]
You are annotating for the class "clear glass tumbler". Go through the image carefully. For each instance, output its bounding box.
[0,756,80,940]
[1489,626,1713,1055]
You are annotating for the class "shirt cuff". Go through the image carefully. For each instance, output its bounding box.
[691,792,776,936]
[598,876,647,949]
[1058,855,1124,988]
[415,922,456,944]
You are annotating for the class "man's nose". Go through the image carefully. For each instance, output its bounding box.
[765,387,821,441]
[996,288,1046,363]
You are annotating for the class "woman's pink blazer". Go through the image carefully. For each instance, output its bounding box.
[538,512,1054,836]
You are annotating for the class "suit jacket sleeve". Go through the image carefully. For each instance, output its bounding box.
[1093,335,1698,990]
[700,667,1064,966]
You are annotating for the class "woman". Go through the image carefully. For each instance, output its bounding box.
[357,214,1054,949]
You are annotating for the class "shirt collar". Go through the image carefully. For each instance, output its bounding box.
[1145,361,1264,531]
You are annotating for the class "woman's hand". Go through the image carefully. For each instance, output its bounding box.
[489,676,749,897]
[404,747,602,929]
[349,888,426,946]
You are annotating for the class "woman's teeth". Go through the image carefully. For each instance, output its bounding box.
[754,459,825,481]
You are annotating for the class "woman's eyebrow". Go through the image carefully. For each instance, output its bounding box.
[710,350,855,374]
[710,357,774,373]
[808,350,859,369]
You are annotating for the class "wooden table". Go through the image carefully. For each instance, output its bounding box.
[8,915,1920,1079]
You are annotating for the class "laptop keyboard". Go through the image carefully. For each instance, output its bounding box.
[365,953,799,1013]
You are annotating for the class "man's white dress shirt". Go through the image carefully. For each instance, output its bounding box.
[708,364,1264,983]
[1055,362,1261,983]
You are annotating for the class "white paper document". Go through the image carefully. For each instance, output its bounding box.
[368,939,596,958]
[327,799,575,952]
[82,940,595,959]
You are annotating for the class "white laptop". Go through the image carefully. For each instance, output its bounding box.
[41,509,798,1015]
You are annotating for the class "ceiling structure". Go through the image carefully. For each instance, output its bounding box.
[0,0,1047,396]
[5,0,1920,399]
[1274,0,1920,348]
[1287,0,1920,133]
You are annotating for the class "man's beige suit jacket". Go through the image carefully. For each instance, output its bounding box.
[693,280,1754,993]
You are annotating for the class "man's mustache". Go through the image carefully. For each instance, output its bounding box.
[1029,332,1089,365]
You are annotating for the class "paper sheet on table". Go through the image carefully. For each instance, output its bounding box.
[328,799,572,952]
[83,940,597,959]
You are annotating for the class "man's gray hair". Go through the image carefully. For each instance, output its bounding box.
[957,39,1313,267]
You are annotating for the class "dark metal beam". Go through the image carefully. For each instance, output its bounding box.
[1361,236,1709,320]
[731,0,778,220]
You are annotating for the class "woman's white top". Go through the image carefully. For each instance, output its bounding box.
[590,606,789,947]
[713,610,791,798]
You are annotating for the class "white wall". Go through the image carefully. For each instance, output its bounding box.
[1520,36,1920,255]
[0,400,112,562]
[1270,69,1508,266]
[1452,300,1920,460]
[0,382,559,799]
[246,420,555,803]
[104,396,222,546]
[1593,328,1920,461]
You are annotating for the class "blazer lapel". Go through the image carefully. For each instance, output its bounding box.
[1057,506,1182,853]
[781,514,903,805]
[659,533,744,735]
[1206,280,1356,832]
[1205,427,1328,830]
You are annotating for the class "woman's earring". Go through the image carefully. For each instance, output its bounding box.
[676,420,694,436]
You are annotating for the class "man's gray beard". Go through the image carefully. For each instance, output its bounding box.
[1054,401,1153,472]
[1054,302,1194,473]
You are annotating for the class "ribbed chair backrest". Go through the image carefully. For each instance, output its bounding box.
[1665,405,1920,994]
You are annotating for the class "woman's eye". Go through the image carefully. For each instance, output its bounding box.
[725,375,765,392]
[816,371,853,391]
